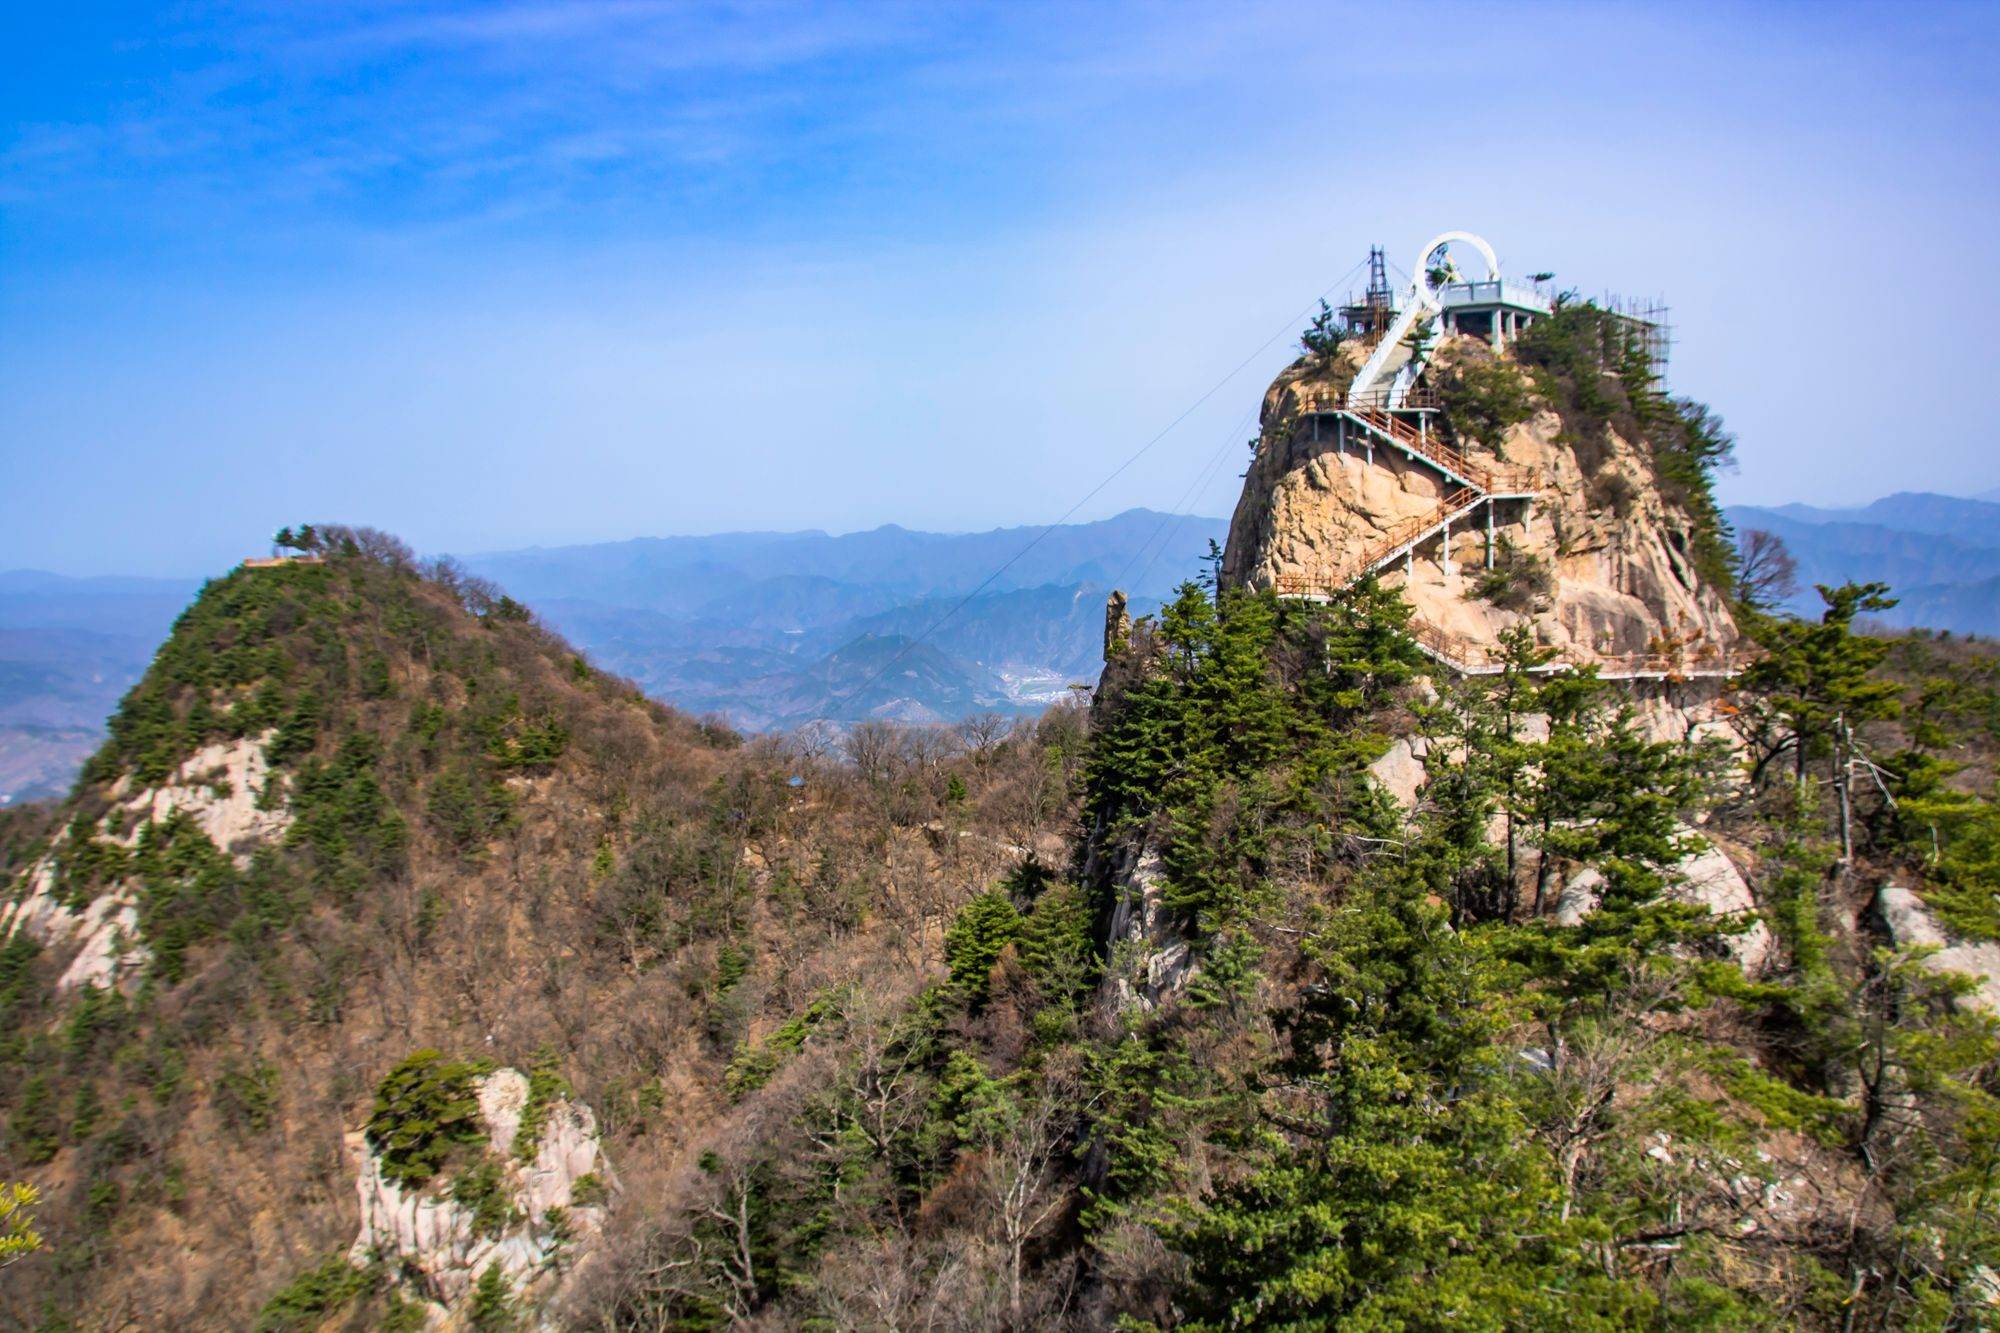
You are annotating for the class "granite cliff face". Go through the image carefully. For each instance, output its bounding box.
[349,1065,613,1319]
[1221,338,1743,673]
[0,732,292,993]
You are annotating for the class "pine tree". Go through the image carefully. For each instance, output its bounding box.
[1742,582,1902,865]
[467,1262,514,1331]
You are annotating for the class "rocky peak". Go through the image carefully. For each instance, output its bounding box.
[1221,326,1743,676]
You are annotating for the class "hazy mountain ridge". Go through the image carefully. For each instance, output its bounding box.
[1727,491,2000,632]
[0,512,1225,798]
[467,508,1219,614]
[463,508,1218,727]
[0,577,201,802]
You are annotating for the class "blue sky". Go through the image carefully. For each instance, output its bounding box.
[3,1,1997,577]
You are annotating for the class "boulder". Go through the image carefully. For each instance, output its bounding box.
[1672,838,1772,973]
[1552,832,1771,973]
[1873,884,2000,1014]
[1367,736,1428,809]
[350,1067,615,1318]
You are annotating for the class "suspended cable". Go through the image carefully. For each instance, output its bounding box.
[1112,395,1259,597]
[819,257,1370,719]
[1125,417,1250,600]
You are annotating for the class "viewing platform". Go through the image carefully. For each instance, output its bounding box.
[1436,277,1552,350]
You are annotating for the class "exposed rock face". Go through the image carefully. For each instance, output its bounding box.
[1553,868,1603,928]
[1873,884,2000,1013]
[1366,736,1429,810]
[110,733,292,857]
[349,1068,614,1318]
[1103,590,1131,661]
[1673,839,1773,972]
[1220,341,1741,671]
[1102,843,1196,1009]
[2,734,292,992]
[1549,831,1771,972]
[0,853,144,992]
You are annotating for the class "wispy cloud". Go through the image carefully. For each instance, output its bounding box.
[5,1,2000,576]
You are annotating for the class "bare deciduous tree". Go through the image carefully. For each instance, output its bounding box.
[1736,528,1799,612]
[957,711,1013,760]
[982,1088,1072,1325]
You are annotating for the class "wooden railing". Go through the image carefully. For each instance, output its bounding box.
[1332,405,1491,495]
[1293,391,1540,498]
[1296,386,1438,414]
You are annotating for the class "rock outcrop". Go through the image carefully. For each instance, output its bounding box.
[1873,884,2000,1013]
[109,733,292,856]
[1554,831,1773,972]
[349,1067,615,1319]
[1221,341,1741,671]
[1102,843,1196,1008]
[1,732,291,992]
[0,853,144,992]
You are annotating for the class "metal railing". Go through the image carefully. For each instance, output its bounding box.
[1406,620,1751,680]
[1437,279,1553,314]
[1271,487,1484,598]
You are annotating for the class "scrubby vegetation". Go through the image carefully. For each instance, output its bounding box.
[365,1048,493,1188]
[1511,300,1739,591]
[1472,535,1555,611]
[1435,343,1536,453]
[7,503,2000,1327]
[0,531,1094,1324]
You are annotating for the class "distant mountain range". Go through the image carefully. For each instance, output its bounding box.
[0,572,204,803]
[1725,491,2000,634]
[0,509,1227,801]
[6,493,1991,804]
[458,508,1229,731]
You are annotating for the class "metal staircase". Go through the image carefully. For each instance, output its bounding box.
[1266,230,1743,683]
[1275,389,1539,601]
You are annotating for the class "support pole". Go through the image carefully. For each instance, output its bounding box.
[1442,516,1452,577]
[1486,501,1496,568]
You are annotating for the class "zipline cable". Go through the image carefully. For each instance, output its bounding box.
[820,257,1370,719]
[1123,407,1254,600]
[1110,395,1260,598]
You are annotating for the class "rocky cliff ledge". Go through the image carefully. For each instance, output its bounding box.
[1221,335,1743,672]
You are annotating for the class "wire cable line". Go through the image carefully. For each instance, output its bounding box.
[819,258,1370,719]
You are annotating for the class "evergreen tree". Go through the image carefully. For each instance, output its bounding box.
[1741,583,1902,864]
[467,1263,514,1331]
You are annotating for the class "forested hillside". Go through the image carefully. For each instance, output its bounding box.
[0,530,1086,1326]
[3,304,1999,1330]
[6,509,2000,1326]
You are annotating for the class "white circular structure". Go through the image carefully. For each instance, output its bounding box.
[1410,230,1500,310]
